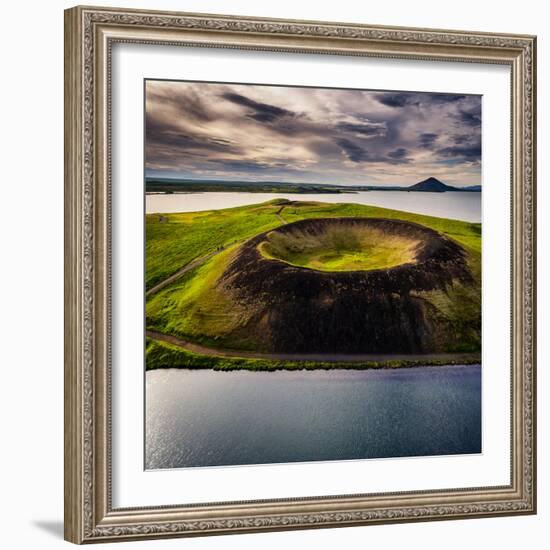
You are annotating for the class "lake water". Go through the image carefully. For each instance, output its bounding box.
[146,191,481,222]
[146,365,481,470]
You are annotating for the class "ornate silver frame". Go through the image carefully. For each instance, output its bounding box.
[64,5,537,544]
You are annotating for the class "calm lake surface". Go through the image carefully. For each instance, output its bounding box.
[146,191,481,222]
[146,365,481,470]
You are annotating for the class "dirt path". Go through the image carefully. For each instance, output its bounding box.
[146,329,480,364]
[147,207,288,297]
[146,246,228,297]
[275,205,286,224]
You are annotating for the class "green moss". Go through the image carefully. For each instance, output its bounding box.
[258,224,419,272]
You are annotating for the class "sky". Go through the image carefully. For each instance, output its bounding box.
[145,80,482,187]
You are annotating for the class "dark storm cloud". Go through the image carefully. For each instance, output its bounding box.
[306,139,343,157]
[449,103,482,128]
[222,90,387,142]
[426,93,467,104]
[375,92,466,109]
[145,113,241,163]
[336,140,411,165]
[146,117,237,153]
[419,133,438,148]
[220,91,323,139]
[145,81,482,186]
[336,121,387,137]
[376,93,419,108]
[454,110,481,127]
[388,148,408,160]
[221,92,295,123]
[452,134,472,145]
[437,143,481,163]
[336,138,370,163]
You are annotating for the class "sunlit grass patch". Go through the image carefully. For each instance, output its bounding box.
[259,224,420,272]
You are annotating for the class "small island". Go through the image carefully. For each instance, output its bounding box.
[145,199,481,371]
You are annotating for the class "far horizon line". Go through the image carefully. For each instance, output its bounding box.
[144,174,481,189]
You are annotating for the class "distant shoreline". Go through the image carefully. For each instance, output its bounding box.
[146,331,481,372]
[145,176,481,195]
[145,189,353,195]
[145,189,480,195]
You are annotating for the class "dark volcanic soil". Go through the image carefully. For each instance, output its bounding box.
[218,218,474,354]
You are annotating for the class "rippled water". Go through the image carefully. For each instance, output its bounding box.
[145,191,481,222]
[146,365,481,470]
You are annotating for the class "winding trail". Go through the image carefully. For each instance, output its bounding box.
[146,329,480,364]
[146,246,229,297]
[146,207,287,297]
[275,205,286,224]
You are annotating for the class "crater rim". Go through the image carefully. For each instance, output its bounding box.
[256,217,436,274]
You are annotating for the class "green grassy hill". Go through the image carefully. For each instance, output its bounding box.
[145,199,481,366]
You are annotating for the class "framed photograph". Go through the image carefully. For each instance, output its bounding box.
[64,5,537,544]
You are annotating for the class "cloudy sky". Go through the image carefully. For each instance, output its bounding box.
[145,80,481,187]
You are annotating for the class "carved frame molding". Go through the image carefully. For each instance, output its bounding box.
[64,6,536,543]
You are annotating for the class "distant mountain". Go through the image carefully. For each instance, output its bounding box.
[407,177,459,193]
[462,185,482,192]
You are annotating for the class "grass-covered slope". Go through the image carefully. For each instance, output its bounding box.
[146,202,284,289]
[146,199,481,359]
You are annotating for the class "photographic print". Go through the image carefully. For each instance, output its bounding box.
[144,80,482,470]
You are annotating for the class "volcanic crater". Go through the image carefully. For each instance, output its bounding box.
[218,218,474,354]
